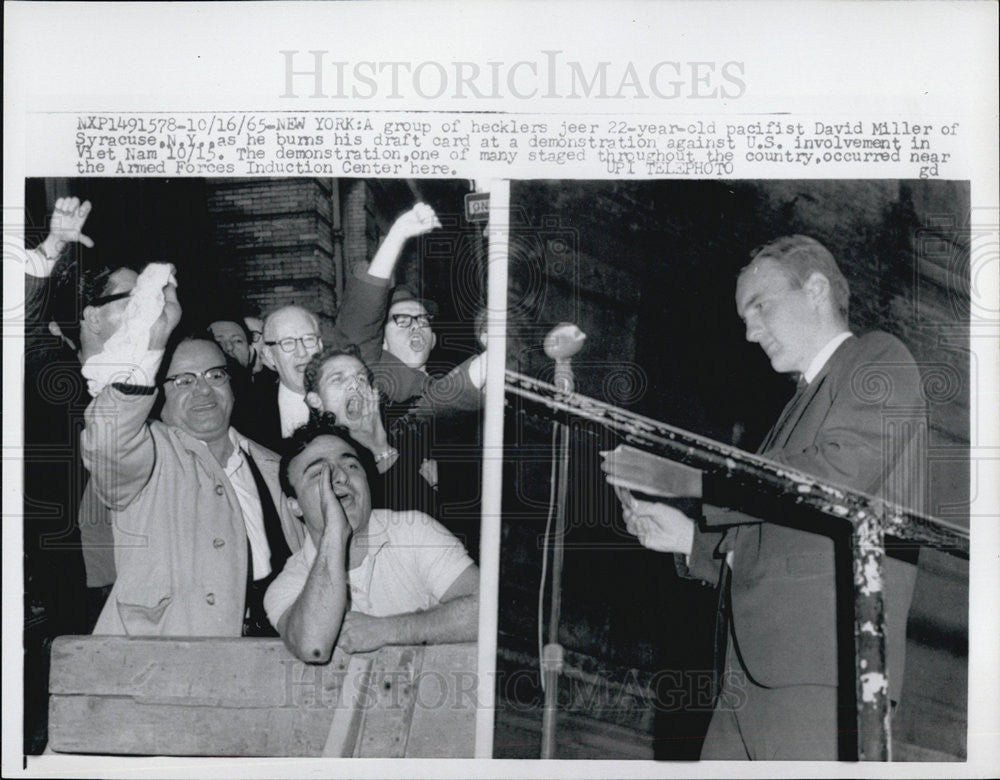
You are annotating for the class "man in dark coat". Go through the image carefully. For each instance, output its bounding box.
[615,236,923,759]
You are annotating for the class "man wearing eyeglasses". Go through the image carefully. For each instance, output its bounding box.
[256,306,324,443]
[24,199,153,627]
[382,288,438,373]
[329,204,486,413]
[82,290,305,637]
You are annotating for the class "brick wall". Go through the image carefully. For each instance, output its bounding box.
[205,177,340,331]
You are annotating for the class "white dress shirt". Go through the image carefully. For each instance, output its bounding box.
[277,382,310,437]
[221,429,271,579]
[803,331,853,385]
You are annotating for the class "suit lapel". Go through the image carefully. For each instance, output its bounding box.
[759,377,807,454]
[757,337,855,456]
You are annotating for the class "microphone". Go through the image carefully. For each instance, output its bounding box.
[543,323,586,393]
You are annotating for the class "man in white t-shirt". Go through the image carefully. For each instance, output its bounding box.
[265,419,479,663]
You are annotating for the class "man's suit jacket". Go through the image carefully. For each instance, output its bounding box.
[684,332,924,701]
[232,368,284,452]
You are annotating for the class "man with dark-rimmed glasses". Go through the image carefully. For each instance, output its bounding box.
[81,283,305,637]
[22,197,147,750]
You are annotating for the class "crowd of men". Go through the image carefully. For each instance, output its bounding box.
[23,197,484,749]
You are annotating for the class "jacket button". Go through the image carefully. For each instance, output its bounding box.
[205,593,216,605]
[215,484,225,496]
[213,538,225,548]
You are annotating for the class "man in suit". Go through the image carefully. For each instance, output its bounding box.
[209,315,281,449]
[613,235,923,759]
[259,305,324,446]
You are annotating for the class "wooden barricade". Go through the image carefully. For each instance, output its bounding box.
[47,636,477,757]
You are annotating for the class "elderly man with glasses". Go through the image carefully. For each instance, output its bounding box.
[259,305,326,445]
[81,280,305,637]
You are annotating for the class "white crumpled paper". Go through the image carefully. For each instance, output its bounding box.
[81,262,175,397]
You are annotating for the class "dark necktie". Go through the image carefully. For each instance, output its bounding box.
[758,374,809,454]
[242,449,292,573]
[241,449,291,637]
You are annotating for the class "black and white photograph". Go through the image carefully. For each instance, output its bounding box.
[18,176,971,763]
[21,178,488,758]
[4,2,997,778]
[492,179,970,761]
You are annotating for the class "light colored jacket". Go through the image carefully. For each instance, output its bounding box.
[82,384,304,637]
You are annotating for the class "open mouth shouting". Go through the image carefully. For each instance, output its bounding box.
[344,393,364,421]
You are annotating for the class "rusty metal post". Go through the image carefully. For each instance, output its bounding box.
[853,508,891,761]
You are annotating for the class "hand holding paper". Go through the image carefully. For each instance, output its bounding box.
[622,497,696,556]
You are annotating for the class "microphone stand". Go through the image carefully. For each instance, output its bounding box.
[540,324,585,759]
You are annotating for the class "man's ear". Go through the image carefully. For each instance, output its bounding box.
[382,335,389,352]
[429,331,438,352]
[305,391,322,410]
[261,344,277,371]
[80,305,102,336]
[285,495,302,518]
[804,271,831,309]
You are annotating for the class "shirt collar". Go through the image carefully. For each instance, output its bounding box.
[223,428,250,475]
[348,509,390,571]
[277,382,310,434]
[803,331,853,384]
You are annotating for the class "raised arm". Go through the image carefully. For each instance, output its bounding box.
[404,353,486,418]
[329,204,441,366]
[25,197,95,349]
[25,196,95,279]
[80,277,181,510]
[275,465,353,663]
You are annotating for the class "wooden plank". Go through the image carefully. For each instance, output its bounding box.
[50,636,353,707]
[356,646,423,757]
[321,655,374,757]
[406,644,478,758]
[48,637,477,757]
[48,697,333,756]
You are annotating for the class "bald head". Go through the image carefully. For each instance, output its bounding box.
[262,306,323,392]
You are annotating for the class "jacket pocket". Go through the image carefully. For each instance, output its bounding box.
[116,594,173,636]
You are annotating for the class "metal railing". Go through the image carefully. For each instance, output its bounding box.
[505,369,969,761]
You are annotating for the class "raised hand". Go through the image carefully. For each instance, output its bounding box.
[318,463,352,546]
[147,271,182,350]
[390,202,442,240]
[49,197,95,250]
